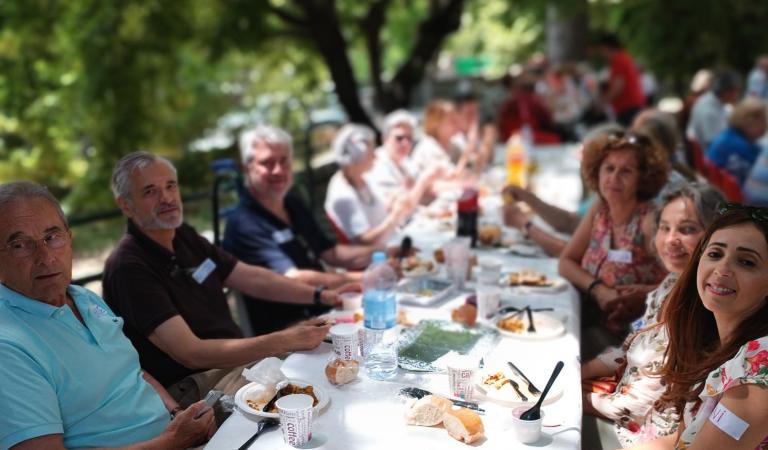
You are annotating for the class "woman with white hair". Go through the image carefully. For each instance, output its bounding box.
[706,98,768,185]
[366,109,443,207]
[325,124,415,245]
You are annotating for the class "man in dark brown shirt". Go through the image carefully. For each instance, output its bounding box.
[102,151,354,406]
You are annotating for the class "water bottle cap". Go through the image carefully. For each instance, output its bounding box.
[372,251,386,263]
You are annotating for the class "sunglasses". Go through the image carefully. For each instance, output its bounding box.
[717,202,768,222]
[606,131,652,149]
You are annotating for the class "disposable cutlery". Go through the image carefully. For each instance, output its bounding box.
[237,418,278,450]
[399,386,485,414]
[507,361,542,395]
[520,361,564,421]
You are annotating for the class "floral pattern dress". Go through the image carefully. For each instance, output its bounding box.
[581,201,666,288]
[590,273,680,447]
[676,336,768,449]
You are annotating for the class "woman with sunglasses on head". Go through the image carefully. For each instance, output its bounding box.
[325,124,416,245]
[581,183,725,448]
[624,206,768,450]
[559,129,670,343]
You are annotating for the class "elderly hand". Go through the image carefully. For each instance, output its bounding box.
[163,399,215,449]
[502,202,531,230]
[280,319,332,352]
[321,283,362,307]
[502,185,536,205]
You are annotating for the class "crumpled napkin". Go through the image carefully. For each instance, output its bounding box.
[241,357,289,406]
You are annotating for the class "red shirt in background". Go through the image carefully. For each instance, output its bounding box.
[609,50,645,114]
[497,91,561,144]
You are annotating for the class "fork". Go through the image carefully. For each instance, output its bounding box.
[508,379,529,402]
[525,306,537,333]
[237,418,278,450]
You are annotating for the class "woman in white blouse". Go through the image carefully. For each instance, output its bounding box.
[325,124,415,245]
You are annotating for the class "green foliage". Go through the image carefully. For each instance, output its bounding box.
[591,0,768,89]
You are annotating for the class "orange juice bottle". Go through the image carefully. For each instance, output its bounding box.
[505,133,529,188]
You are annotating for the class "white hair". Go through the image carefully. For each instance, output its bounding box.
[238,125,293,165]
[111,151,177,200]
[0,181,68,228]
[382,109,417,137]
[332,124,375,167]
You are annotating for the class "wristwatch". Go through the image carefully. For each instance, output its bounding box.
[313,284,326,306]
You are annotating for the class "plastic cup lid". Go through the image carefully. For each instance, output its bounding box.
[275,393,314,411]
[330,323,357,337]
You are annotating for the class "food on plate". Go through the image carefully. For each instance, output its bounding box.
[433,248,446,264]
[325,358,359,386]
[478,223,502,247]
[402,256,435,274]
[497,316,525,334]
[482,371,512,390]
[246,383,319,413]
[443,408,485,444]
[504,270,553,287]
[451,303,477,327]
[404,394,452,426]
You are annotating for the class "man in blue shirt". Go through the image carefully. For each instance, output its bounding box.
[0,181,212,450]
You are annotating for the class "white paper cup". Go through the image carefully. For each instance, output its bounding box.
[330,323,358,361]
[447,355,477,400]
[510,406,544,444]
[340,292,362,311]
[276,394,314,447]
[478,257,502,282]
[476,284,501,321]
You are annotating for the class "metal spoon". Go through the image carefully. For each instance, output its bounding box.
[520,361,564,421]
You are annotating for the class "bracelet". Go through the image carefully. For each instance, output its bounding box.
[313,284,326,306]
[521,220,533,239]
[170,406,184,419]
[586,279,603,298]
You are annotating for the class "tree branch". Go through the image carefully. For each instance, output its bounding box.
[359,0,391,110]
[266,3,309,28]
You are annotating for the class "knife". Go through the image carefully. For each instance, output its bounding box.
[507,361,541,395]
[237,418,278,450]
[399,387,485,414]
[498,306,554,316]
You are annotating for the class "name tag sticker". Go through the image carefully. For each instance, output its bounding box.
[192,258,216,284]
[89,304,109,318]
[709,402,749,440]
[607,249,633,264]
[272,229,295,244]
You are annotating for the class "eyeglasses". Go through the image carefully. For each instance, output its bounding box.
[393,134,413,143]
[717,202,768,222]
[0,230,71,259]
[606,131,652,149]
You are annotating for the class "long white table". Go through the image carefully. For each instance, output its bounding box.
[206,145,584,450]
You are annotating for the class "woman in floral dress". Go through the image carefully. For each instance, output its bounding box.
[626,207,768,449]
[582,183,725,447]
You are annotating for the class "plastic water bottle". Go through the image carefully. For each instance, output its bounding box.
[362,251,398,380]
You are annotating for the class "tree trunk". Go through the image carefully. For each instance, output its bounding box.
[545,0,588,64]
[380,0,465,112]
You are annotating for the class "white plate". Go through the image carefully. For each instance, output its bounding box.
[504,277,568,294]
[474,368,563,407]
[402,259,439,278]
[495,311,566,340]
[235,379,329,419]
[506,244,545,257]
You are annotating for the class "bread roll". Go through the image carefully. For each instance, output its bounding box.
[404,395,452,426]
[325,358,359,385]
[443,408,485,444]
[451,303,477,327]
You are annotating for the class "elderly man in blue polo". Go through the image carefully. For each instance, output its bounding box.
[0,181,212,450]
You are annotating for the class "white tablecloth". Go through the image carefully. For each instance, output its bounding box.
[206,144,585,450]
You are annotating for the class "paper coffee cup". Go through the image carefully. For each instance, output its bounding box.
[447,355,477,400]
[276,394,314,447]
[340,292,362,311]
[330,323,358,361]
[510,406,544,444]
